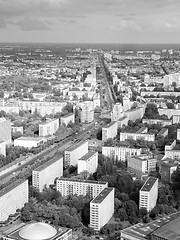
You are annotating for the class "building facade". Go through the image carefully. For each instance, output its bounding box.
[78,151,98,174]
[56,178,108,199]
[79,101,94,123]
[32,156,63,192]
[64,141,88,167]
[139,177,158,212]
[39,118,59,137]
[0,118,11,145]
[0,180,28,221]
[14,137,44,149]
[61,113,75,126]
[102,121,118,141]
[90,187,114,231]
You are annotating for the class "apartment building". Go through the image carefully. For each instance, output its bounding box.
[56,178,108,199]
[78,101,94,123]
[39,118,59,137]
[139,177,158,212]
[64,141,88,167]
[0,179,28,221]
[0,141,6,156]
[102,121,118,141]
[61,113,75,126]
[14,136,44,149]
[157,128,168,137]
[161,162,177,183]
[111,103,123,122]
[102,146,142,162]
[142,118,172,127]
[0,118,11,145]
[120,127,155,142]
[32,156,63,192]
[90,187,114,231]
[11,126,24,134]
[78,151,98,174]
[164,140,180,160]
[127,154,157,176]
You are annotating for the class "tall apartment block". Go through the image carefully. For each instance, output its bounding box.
[0,118,11,145]
[79,101,94,123]
[90,187,114,231]
[111,103,123,122]
[64,141,88,167]
[139,177,158,212]
[61,113,75,126]
[56,178,108,199]
[102,121,118,141]
[39,118,59,137]
[32,156,63,192]
[0,179,28,221]
[78,151,98,174]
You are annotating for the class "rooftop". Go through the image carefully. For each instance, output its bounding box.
[91,187,114,204]
[33,155,63,172]
[15,136,44,142]
[158,128,168,135]
[57,177,108,185]
[121,211,180,240]
[102,121,117,129]
[61,112,74,118]
[136,127,147,134]
[39,118,59,126]
[65,140,87,152]
[140,177,158,192]
[79,151,97,161]
[0,179,27,198]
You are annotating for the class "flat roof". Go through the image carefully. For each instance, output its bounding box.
[61,113,74,118]
[136,127,147,134]
[140,177,157,192]
[65,140,87,152]
[158,128,168,135]
[34,155,63,172]
[79,151,97,161]
[0,179,27,198]
[102,121,117,129]
[57,177,108,185]
[91,187,114,204]
[15,136,44,142]
[121,211,180,240]
[39,118,58,126]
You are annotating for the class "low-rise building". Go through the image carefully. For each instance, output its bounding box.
[11,126,23,134]
[39,118,59,137]
[102,146,142,162]
[64,141,88,167]
[0,179,28,221]
[32,156,63,192]
[102,121,118,141]
[158,128,168,137]
[14,136,44,149]
[90,187,114,231]
[120,128,155,142]
[61,113,75,126]
[56,178,108,199]
[139,177,158,212]
[142,118,172,127]
[78,151,98,174]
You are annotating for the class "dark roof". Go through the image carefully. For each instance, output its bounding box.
[34,156,63,172]
[57,177,108,185]
[79,151,97,161]
[91,187,114,204]
[65,140,88,152]
[102,121,117,129]
[0,179,27,198]
[140,177,158,192]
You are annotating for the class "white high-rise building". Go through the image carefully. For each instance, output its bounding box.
[102,121,118,141]
[78,151,98,174]
[90,187,114,231]
[79,101,94,123]
[139,177,158,212]
[111,103,124,122]
[39,118,59,137]
[0,179,28,221]
[64,141,88,167]
[56,178,108,199]
[32,156,63,192]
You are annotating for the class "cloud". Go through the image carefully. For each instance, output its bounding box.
[110,18,142,31]
[0,17,7,28]
[14,17,52,31]
[59,18,77,24]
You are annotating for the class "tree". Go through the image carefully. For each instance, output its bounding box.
[118,208,128,221]
[143,103,159,119]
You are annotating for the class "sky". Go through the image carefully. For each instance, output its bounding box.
[0,0,180,43]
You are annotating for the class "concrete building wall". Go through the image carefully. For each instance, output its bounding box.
[39,118,59,137]
[78,152,98,174]
[11,126,23,134]
[0,180,28,221]
[0,118,11,145]
[0,141,6,156]
[119,132,155,142]
[79,101,94,123]
[32,156,63,192]
[102,122,118,141]
[64,141,88,167]
[61,114,75,126]
[14,138,44,149]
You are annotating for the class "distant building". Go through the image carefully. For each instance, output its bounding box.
[0,179,28,221]
[161,162,177,183]
[142,118,172,127]
[78,151,98,174]
[78,101,94,123]
[90,187,114,231]
[0,118,11,145]
[111,103,123,122]
[32,156,63,192]
[102,121,117,141]
[61,113,75,126]
[56,178,108,198]
[158,128,168,137]
[2,222,72,240]
[120,127,155,142]
[0,141,6,156]
[14,137,44,149]
[11,126,24,134]
[139,177,158,212]
[102,146,142,162]
[39,118,59,137]
[164,140,180,160]
[64,141,88,167]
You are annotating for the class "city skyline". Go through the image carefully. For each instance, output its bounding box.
[0,0,180,44]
